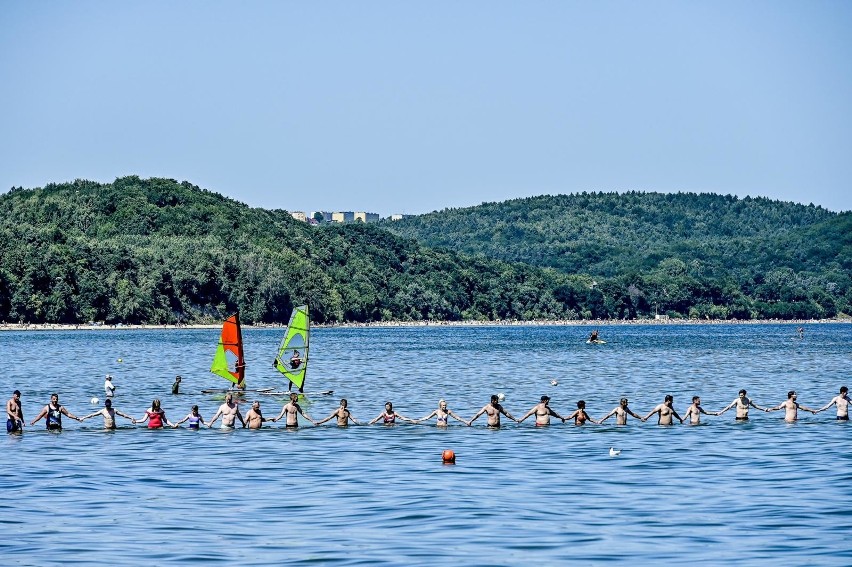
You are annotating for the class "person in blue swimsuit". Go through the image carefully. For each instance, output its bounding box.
[30,393,82,431]
[175,405,207,429]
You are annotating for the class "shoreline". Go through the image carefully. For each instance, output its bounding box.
[0,317,848,332]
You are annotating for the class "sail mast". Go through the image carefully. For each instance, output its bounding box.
[210,313,246,388]
[273,305,309,392]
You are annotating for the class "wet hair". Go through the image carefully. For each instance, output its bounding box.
[152,399,161,411]
[577,400,585,409]
[541,395,550,402]
[787,390,796,398]
[51,393,59,399]
[175,375,182,381]
[438,399,446,406]
[340,399,347,406]
[620,398,628,405]
[192,405,199,412]
[385,401,393,409]
[664,395,673,403]
[491,395,499,403]
[13,390,21,396]
[692,396,700,403]
[739,389,747,395]
[841,386,848,394]
[104,399,112,406]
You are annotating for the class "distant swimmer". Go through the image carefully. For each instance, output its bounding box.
[642,394,684,425]
[598,398,643,425]
[415,399,469,427]
[518,395,564,426]
[209,393,246,429]
[683,396,718,425]
[564,400,600,425]
[316,399,359,427]
[797,327,804,339]
[270,393,315,428]
[104,374,116,397]
[30,393,82,431]
[766,391,817,423]
[6,390,24,433]
[244,401,267,429]
[716,389,768,421]
[174,405,207,429]
[369,401,415,425]
[136,399,175,429]
[815,386,851,420]
[171,375,181,395]
[469,394,518,428]
[81,398,134,429]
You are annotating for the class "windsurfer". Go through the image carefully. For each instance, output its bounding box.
[209,393,246,429]
[244,401,267,429]
[30,393,82,430]
[290,350,303,369]
[642,394,684,425]
[518,395,565,426]
[469,394,518,427]
[589,329,600,342]
[270,393,315,427]
[415,399,469,427]
[136,399,175,429]
[175,405,207,429]
[6,390,24,433]
[815,386,851,420]
[316,399,359,426]
[598,398,643,425]
[81,398,135,429]
[369,401,415,425]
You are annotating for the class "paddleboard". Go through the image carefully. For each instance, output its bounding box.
[260,390,334,396]
[201,387,276,394]
[586,339,607,344]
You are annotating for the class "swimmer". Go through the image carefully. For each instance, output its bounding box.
[270,393,315,427]
[468,394,518,427]
[715,389,768,421]
[766,391,817,422]
[30,393,82,431]
[171,375,182,395]
[175,405,207,429]
[642,394,684,425]
[415,399,469,427]
[315,399,359,426]
[598,397,643,425]
[6,390,24,433]
[814,386,851,420]
[683,396,717,425]
[136,399,175,429]
[209,393,246,429]
[104,374,115,397]
[81,398,135,429]
[369,401,415,425]
[518,395,565,426]
[564,400,600,425]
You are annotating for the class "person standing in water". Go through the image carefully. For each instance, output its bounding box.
[415,399,469,427]
[518,395,565,426]
[81,398,135,429]
[209,393,246,429]
[369,401,415,425]
[814,386,851,420]
[642,394,684,425]
[715,389,768,421]
[316,399,360,427]
[244,401,267,429]
[598,398,643,425]
[270,393,315,427]
[136,399,175,429]
[564,400,600,425]
[175,405,207,429]
[31,393,82,431]
[171,375,182,395]
[6,390,24,433]
[683,396,717,425]
[104,374,116,398]
[469,395,518,428]
[766,391,817,422]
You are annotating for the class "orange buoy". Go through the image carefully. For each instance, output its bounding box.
[442,449,456,463]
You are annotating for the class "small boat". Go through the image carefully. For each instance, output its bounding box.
[273,305,310,392]
[210,313,247,389]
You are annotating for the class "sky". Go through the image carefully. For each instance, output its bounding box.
[1,0,851,216]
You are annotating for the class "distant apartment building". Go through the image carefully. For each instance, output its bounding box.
[389,214,414,221]
[354,212,380,223]
[331,211,355,223]
[310,211,333,223]
[290,211,307,222]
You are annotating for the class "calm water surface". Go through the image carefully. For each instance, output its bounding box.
[2,323,851,565]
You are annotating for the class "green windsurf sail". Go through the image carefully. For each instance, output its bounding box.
[273,305,309,392]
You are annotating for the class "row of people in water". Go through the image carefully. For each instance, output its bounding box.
[6,386,851,432]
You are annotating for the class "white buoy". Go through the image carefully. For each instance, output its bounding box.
[91,397,99,405]
[609,447,621,457]
[117,358,123,363]
[497,393,505,401]
[550,379,558,386]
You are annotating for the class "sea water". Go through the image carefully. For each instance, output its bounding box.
[2,323,850,565]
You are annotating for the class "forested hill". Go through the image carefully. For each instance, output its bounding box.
[0,177,575,324]
[384,192,849,278]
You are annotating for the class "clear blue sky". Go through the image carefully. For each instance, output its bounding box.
[2,0,850,215]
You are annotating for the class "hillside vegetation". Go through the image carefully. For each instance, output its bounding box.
[385,192,851,320]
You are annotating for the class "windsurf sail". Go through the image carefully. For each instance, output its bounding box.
[273,305,309,392]
[210,313,246,388]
